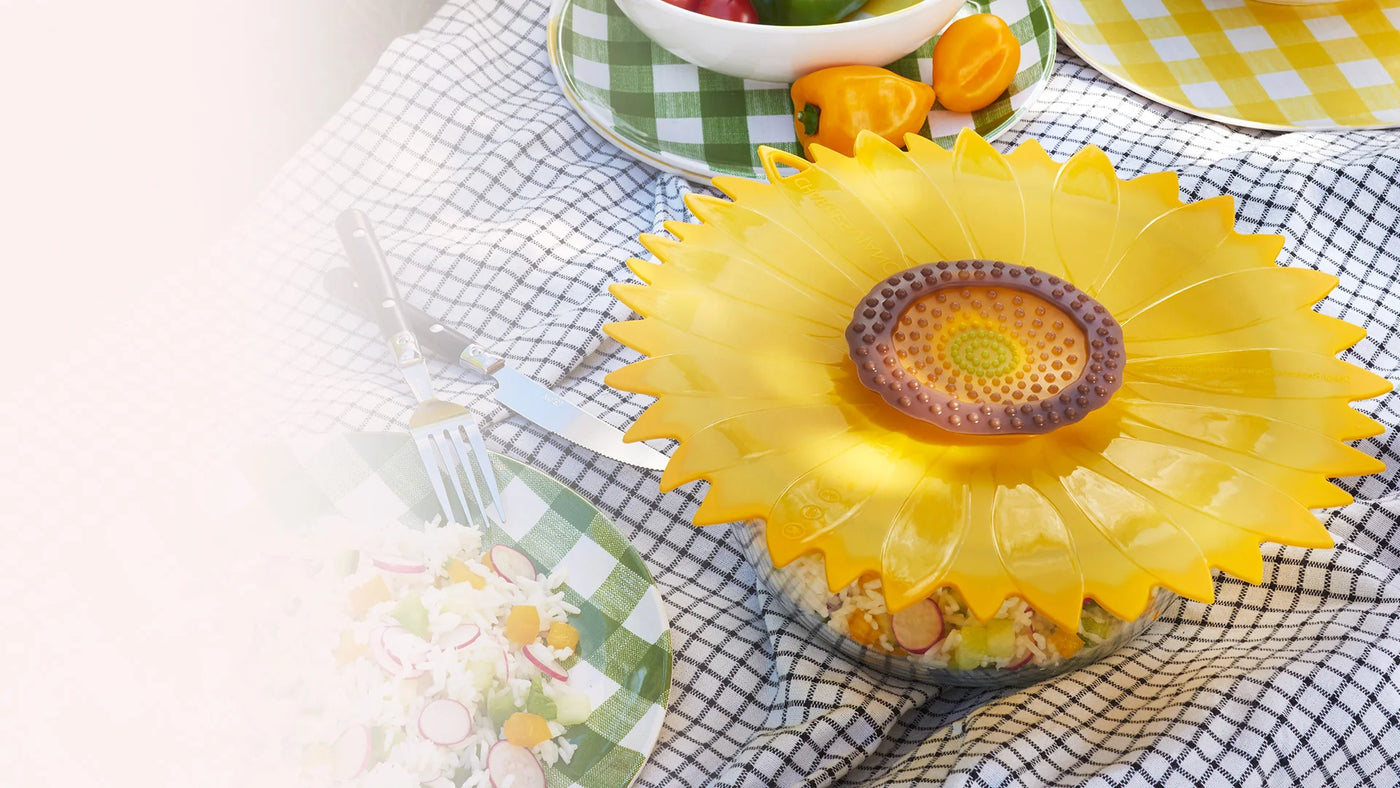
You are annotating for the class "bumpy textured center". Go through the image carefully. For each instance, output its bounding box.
[847,260,1124,435]
[887,285,1092,409]
[947,327,1020,379]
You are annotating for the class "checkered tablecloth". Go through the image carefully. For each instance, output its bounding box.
[225,0,1400,784]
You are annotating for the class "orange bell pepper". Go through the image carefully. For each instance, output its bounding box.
[931,14,1021,113]
[790,65,935,158]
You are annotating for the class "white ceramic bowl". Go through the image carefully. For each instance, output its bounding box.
[610,0,964,84]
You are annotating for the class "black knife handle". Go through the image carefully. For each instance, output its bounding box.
[335,209,424,371]
[323,267,503,376]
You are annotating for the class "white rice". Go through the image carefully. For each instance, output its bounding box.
[290,517,589,787]
[776,548,1134,671]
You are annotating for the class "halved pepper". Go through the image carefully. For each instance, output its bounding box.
[790,65,936,158]
[751,0,866,25]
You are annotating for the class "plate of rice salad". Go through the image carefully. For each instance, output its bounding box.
[739,521,1170,686]
[241,432,671,788]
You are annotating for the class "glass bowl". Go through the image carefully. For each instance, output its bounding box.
[736,520,1173,687]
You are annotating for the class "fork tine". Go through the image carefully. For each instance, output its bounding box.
[414,433,456,524]
[446,425,492,528]
[460,418,508,526]
[432,431,478,529]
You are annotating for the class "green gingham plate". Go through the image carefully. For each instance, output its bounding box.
[240,432,671,788]
[546,0,1055,183]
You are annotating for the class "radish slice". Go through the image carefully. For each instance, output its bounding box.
[891,599,945,655]
[442,623,482,651]
[417,698,473,746]
[488,546,534,583]
[372,626,426,678]
[372,554,428,574]
[487,742,545,788]
[332,724,371,780]
[522,643,568,681]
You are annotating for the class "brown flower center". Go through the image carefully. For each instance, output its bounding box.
[846,261,1124,434]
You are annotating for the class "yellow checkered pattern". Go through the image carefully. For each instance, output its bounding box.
[1051,0,1400,129]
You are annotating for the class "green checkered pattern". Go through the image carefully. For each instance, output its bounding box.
[551,0,1056,180]
[240,432,671,788]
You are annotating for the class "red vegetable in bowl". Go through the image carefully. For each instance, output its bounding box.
[697,0,759,22]
[662,0,700,8]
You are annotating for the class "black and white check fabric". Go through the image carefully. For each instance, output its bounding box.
[227,1,1400,784]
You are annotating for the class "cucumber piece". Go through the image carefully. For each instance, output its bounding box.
[951,625,988,670]
[468,660,496,692]
[391,593,430,639]
[1082,616,1112,640]
[335,550,360,577]
[487,690,519,727]
[554,692,591,726]
[526,679,557,719]
[986,619,1016,659]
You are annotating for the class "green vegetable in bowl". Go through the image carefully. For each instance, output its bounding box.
[750,0,866,25]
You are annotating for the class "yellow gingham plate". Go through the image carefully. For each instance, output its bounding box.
[1049,0,1400,130]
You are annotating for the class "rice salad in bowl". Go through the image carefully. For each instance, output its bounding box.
[292,518,591,788]
[739,521,1171,686]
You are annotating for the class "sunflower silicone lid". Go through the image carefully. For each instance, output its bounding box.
[605,130,1390,630]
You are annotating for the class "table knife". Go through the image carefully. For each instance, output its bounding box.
[324,267,669,471]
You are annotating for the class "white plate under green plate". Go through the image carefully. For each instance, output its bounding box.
[546,0,1056,183]
[240,433,671,788]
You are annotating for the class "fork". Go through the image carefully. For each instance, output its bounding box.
[336,209,508,528]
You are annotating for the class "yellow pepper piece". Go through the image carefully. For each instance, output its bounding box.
[333,631,365,665]
[445,558,487,589]
[1045,625,1084,659]
[503,712,553,748]
[349,575,391,617]
[790,65,935,159]
[547,622,579,651]
[505,605,541,646]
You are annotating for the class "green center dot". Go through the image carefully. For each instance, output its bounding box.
[947,327,1020,378]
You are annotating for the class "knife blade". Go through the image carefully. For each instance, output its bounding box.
[325,267,670,471]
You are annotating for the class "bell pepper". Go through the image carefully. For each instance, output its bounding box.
[790,65,936,158]
[751,0,866,25]
[931,14,1021,113]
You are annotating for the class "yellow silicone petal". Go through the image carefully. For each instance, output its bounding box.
[990,481,1083,630]
[879,470,966,610]
[1120,399,1384,478]
[669,203,866,306]
[1003,138,1070,278]
[1093,197,1284,316]
[608,283,846,364]
[1121,268,1339,342]
[767,438,918,587]
[1051,146,1121,286]
[1120,381,1383,441]
[756,147,911,283]
[1127,349,1393,401]
[1126,309,1367,358]
[697,430,864,526]
[659,404,859,491]
[1035,469,1162,621]
[856,132,979,262]
[1070,448,1267,585]
[1103,171,1184,274]
[799,136,947,265]
[1095,434,1333,549]
[1117,420,1353,510]
[951,130,1025,263]
[636,236,852,325]
[1058,464,1215,604]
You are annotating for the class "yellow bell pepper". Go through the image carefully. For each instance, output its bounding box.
[790,65,935,158]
